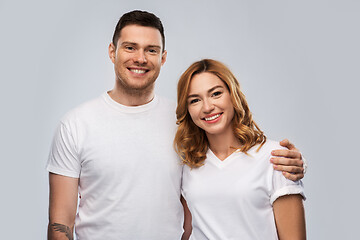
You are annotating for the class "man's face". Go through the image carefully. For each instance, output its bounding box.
[109,25,167,94]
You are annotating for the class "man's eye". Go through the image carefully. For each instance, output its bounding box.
[189,99,199,104]
[148,49,158,54]
[212,91,222,97]
[125,46,134,51]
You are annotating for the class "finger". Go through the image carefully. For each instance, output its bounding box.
[270,156,304,167]
[282,171,304,181]
[279,139,299,151]
[273,164,304,173]
[271,149,302,160]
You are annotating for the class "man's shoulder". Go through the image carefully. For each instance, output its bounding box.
[60,94,105,123]
[156,95,176,110]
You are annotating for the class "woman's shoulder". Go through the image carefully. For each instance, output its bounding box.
[259,139,286,152]
[247,139,286,161]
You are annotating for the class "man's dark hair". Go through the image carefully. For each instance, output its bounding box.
[112,10,165,51]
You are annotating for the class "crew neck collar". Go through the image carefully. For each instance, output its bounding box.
[102,92,159,113]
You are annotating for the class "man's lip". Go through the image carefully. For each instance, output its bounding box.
[128,67,148,70]
[127,67,149,74]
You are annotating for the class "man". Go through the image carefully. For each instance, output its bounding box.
[47,10,306,240]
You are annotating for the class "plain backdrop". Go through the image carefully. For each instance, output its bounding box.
[1,0,359,239]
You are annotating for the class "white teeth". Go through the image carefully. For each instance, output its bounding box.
[130,69,146,74]
[205,114,221,121]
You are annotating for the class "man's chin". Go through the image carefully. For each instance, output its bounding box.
[123,83,155,94]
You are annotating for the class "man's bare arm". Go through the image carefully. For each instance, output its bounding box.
[271,139,306,181]
[48,173,79,240]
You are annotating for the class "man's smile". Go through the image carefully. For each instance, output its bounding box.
[128,67,149,74]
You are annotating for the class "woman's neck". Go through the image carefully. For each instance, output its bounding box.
[206,130,241,161]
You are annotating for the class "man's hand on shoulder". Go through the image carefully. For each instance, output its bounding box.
[270,139,306,181]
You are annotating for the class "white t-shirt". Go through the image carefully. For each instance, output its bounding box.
[47,93,184,240]
[181,140,305,240]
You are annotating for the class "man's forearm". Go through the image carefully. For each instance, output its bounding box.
[48,173,78,240]
[48,222,74,240]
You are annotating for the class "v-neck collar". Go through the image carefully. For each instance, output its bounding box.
[206,148,243,169]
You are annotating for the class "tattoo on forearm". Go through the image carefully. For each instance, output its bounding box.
[50,223,73,240]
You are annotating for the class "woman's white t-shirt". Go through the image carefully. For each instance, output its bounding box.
[181,139,305,240]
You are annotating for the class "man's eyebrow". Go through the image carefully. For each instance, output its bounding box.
[147,45,161,49]
[120,42,161,49]
[187,85,224,99]
[120,41,137,46]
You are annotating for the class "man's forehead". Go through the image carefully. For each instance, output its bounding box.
[119,25,162,41]
[117,28,163,51]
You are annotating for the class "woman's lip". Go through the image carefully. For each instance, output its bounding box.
[202,113,223,122]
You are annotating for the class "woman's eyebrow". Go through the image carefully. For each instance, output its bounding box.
[187,85,224,99]
[207,85,224,93]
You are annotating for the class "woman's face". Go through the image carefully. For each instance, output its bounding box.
[187,72,235,137]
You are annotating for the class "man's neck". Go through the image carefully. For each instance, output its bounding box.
[108,87,155,106]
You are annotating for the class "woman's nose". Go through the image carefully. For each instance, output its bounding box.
[202,99,215,113]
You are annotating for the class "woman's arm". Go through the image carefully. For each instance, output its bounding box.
[273,194,306,240]
[181,195,192,240]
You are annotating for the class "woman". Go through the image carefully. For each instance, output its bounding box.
[175,59,306,239]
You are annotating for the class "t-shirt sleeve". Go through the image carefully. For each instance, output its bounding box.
[46,122,81,178]
[270,169,306,205]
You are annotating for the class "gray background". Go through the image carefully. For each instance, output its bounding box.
[1,0,359,239]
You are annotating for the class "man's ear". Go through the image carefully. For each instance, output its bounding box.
[108,43,116,64]
[161,50,167,66]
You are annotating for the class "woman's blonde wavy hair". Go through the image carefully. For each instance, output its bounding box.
[174,59,266,168]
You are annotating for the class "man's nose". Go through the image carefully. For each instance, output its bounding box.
[134,50,147,64]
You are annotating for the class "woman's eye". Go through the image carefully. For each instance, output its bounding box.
[189,99,199,104]
[212,91,222,97]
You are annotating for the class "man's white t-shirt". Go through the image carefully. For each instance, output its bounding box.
[182,140,305,240]
[47,93,184,240]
